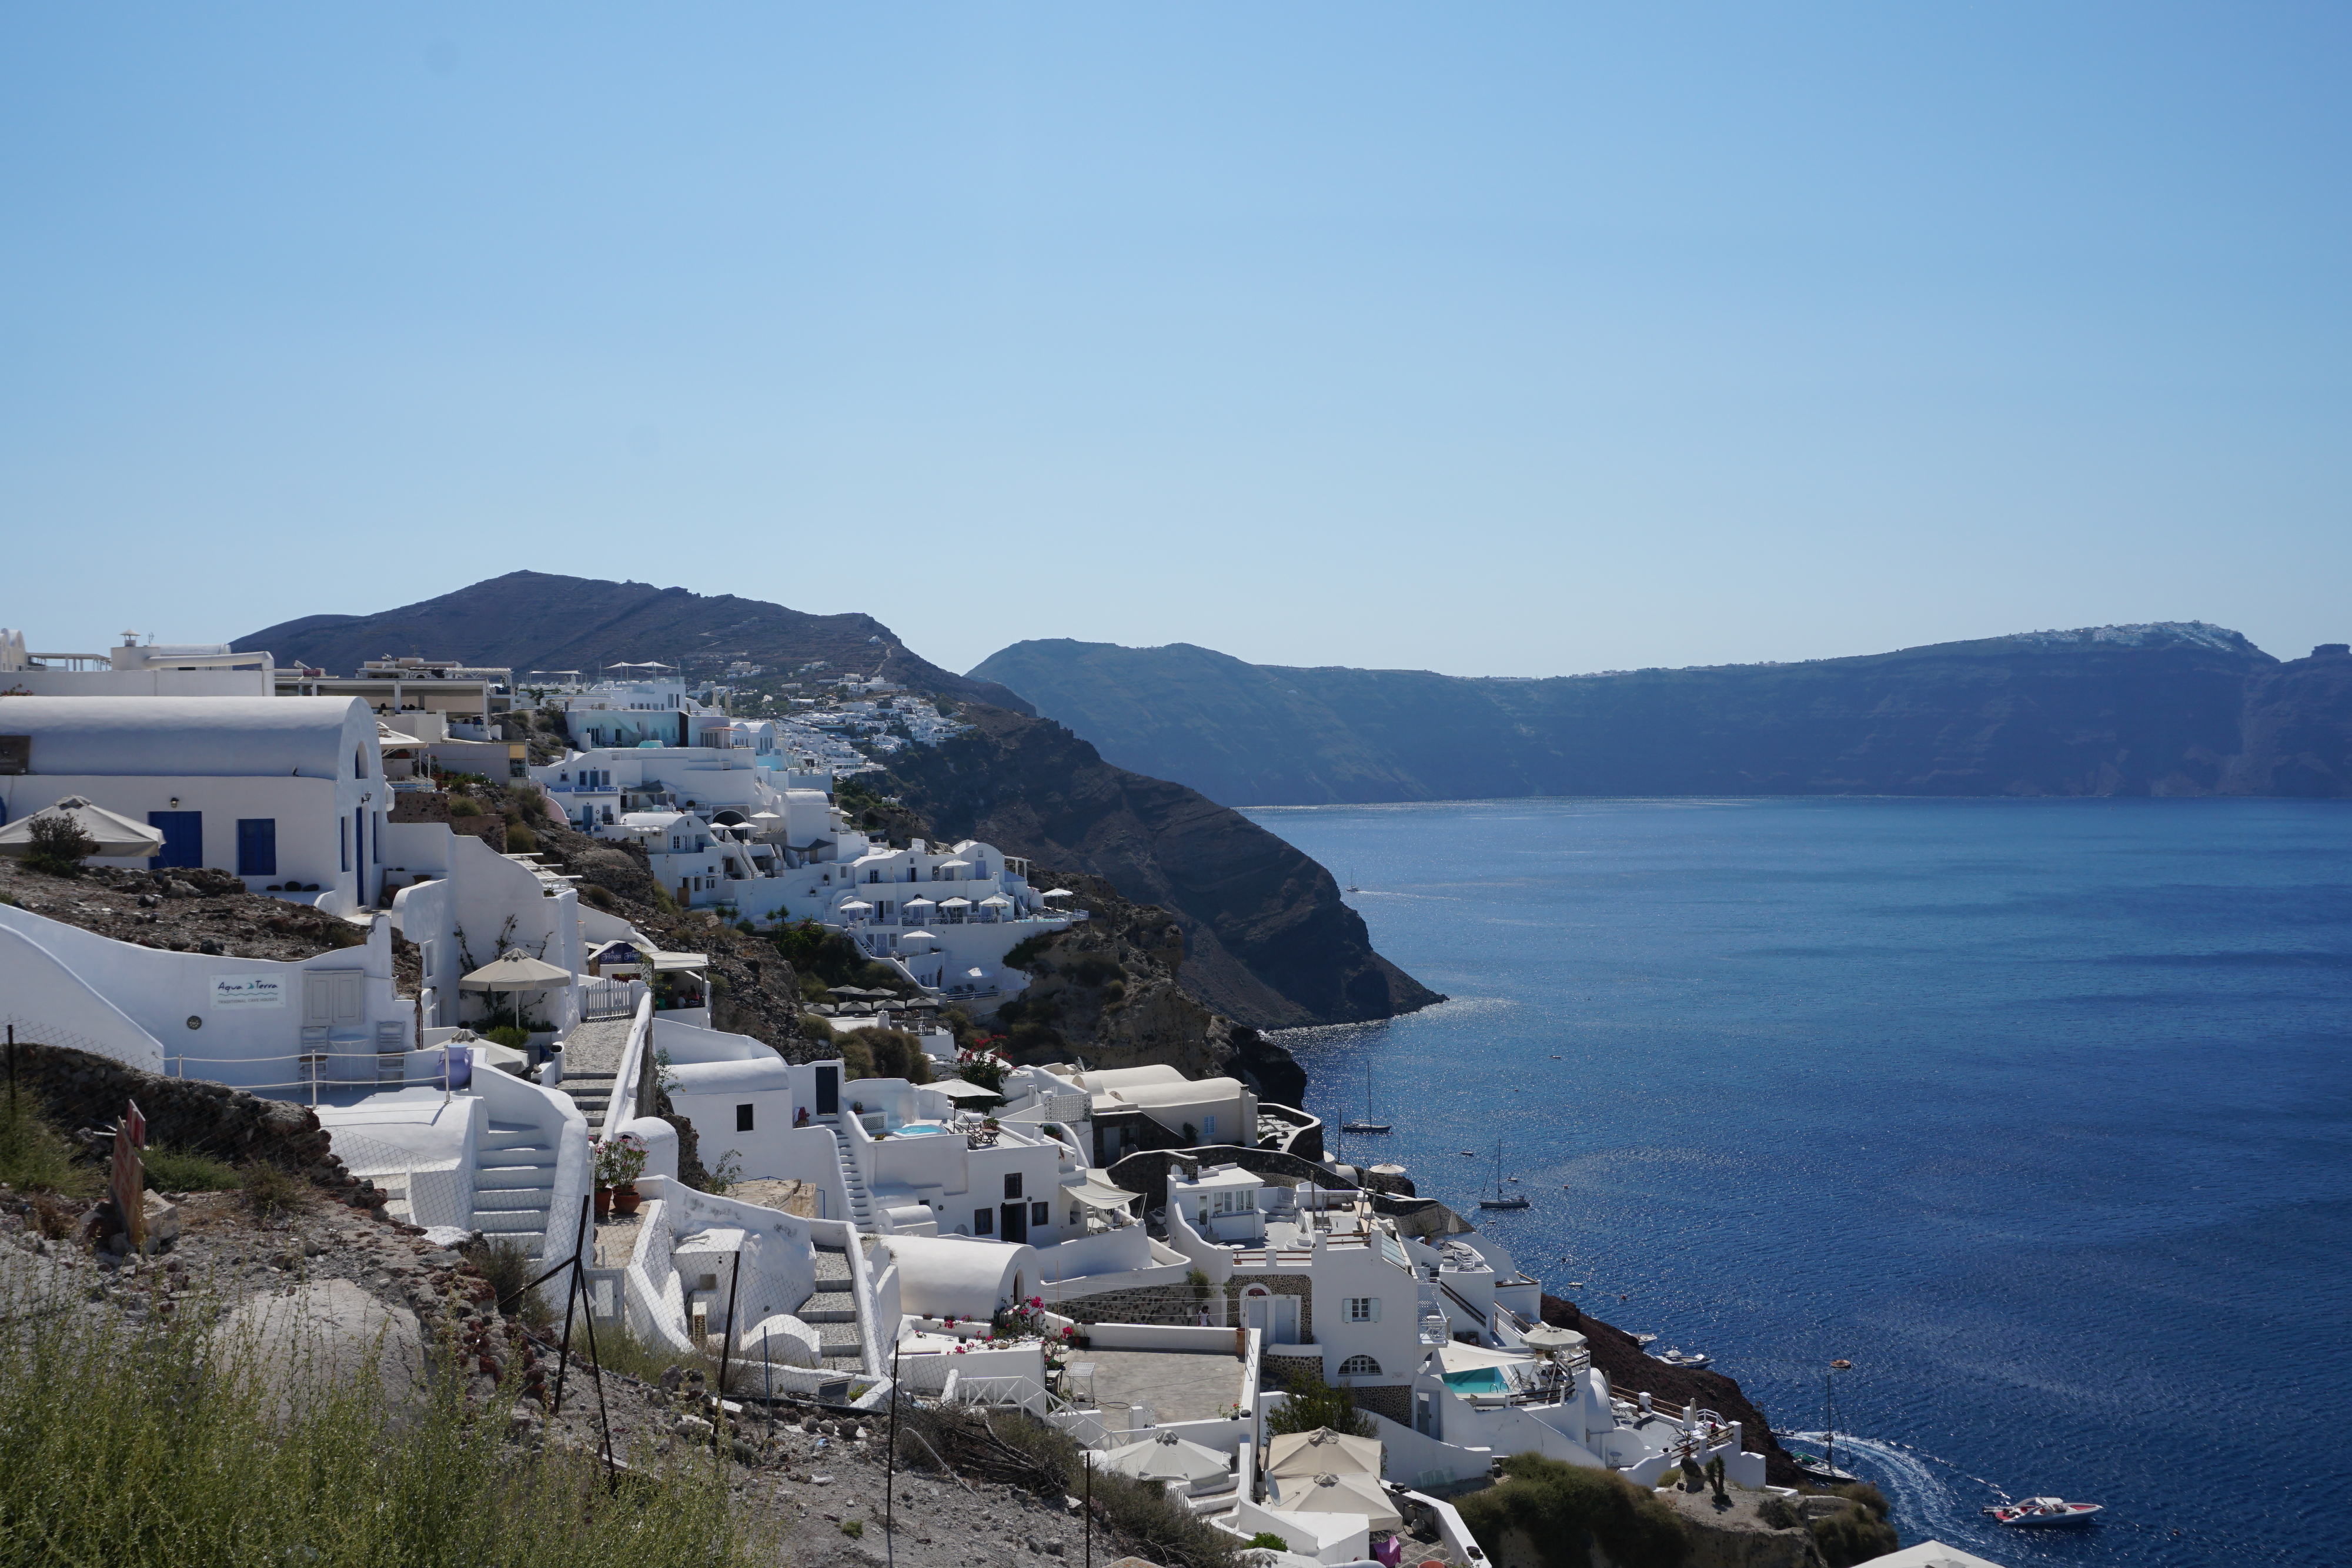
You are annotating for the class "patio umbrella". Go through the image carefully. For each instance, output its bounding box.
[1265,1428,1384,1479]
[1521,1325,1588,1354]
[939,897,971,908]
[458,949,573,1029]
[978,895,1013,908]
[1102,1432,1230,1486]
[899,930,938,944]
[1040,888,1074,899]
[0,796,166,860]
[1267,1472,1402,1532]
[838,899,872,913]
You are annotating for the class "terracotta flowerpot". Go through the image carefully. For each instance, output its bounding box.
[612,1185,642,1216]
[594,1186,613,1220]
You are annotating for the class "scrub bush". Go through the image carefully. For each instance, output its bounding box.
[1810,1483,1898,1566]
[240,1161,306,1223]
[0,1096,97,1199]
[1456,1453,1690,1568]
[21,814,97,877]
[447,796,485,818]
[143,1145,242,1192]
[1264,1363,1377,1439]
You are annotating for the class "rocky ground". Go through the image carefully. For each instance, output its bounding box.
[0,857,421,988]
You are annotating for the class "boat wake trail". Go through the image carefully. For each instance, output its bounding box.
[1778,1430,2007,1549]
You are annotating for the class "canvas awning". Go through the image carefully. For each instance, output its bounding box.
[459,950,574,991]
[1265,1428,1383,1479]
[375,723,425,748]
[1063,1176,1141,1211]
[933,1080,1003,1102]
[1435,1341,1538,1374]
[0,796,166,860]
[647,951,708,972]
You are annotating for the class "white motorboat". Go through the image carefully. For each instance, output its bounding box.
[1632,1332,1658,1346]
[1983,1497,2103,1527]
[1649,1348,1712,1369]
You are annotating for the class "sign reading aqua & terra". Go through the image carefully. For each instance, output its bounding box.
[208,974,287,1009]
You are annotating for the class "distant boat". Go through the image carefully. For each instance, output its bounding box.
[1649,1348,1712,1369]
[1632,1332,1658,1346]
[1788,1450,1861,1485]
[1340,1061,1390,1134]
[1345,868,1361,892]
[1478,1139,1530,1209]
[1983,1498,2103,1528]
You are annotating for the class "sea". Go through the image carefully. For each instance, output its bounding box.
[1241,797,2352,1568]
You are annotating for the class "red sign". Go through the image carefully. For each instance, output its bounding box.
[111,1099,147,1252]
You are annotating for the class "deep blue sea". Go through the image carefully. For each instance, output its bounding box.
[1241,798,2352,1568]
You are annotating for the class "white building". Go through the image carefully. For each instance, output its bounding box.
[0,628,275,697]
[0,696,390,912]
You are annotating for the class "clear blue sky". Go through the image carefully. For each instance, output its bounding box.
[5,5,2346,677]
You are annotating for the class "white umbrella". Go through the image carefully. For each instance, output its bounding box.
[459,950,573,991]
[838,899,873,912]
[904,896,936,910]
[900,930,938,944]
[1102,1432,1230,1486]
[1265,1428,1384,1479]
[0,796,166,860]
[939,896,971,908]
[1267,1472,1402,1532]
[936,858,971,870]
[978,895,1013,908]
[1040,888,1074,898]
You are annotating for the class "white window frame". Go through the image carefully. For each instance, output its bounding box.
[1344,1296,1381,1323]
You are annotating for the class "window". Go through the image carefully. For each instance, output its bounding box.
[1203,1115,1216,1140]
[868,871,880,883]
[1344,1297,1381,1323]
[339,818,349,873]
[1030,1200,1048,1226]
[736,1104,755,1132]
[235,818,277,878]
[1003,1173,1023,1201]
[974,1208,993,1235]
[1338,1355,1382,1378]
[353,747,365,780]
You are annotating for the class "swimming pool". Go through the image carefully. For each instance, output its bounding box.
[888,1122,951,1138]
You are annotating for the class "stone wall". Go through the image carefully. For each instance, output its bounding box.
[5,1042,390,1212]
[1351,1382,1411,1425]
[1055,1281,1211,1326]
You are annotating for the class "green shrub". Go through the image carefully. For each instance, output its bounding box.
[447,796,485,818]
[1456,1453,1690,1568]
[1003,931,1060,971]
[21,814,98,877]
[505,822,539,854]
[240,1161,306,1223]
[1810,1503,1898,1566]
[0,1275,757,1566]
[1245,1532,1289,1552]
[840,1520,864,1538]
[1264,1363,1375,1439]
[0,1095,98,1199]
[864,1029,932,1085]
[484,1025,532,1051]
[1757,1493,1802,1530]
[143,1145,241,1192]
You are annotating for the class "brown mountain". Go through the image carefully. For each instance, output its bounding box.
[234,574,1439,1032]
[239,570,1030,713]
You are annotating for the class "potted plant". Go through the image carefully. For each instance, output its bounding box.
[593,1132,649,1218]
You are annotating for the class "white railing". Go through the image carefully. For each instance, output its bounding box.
[600,991,657,1138]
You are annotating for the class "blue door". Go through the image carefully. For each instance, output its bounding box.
[149,811,202,870]
[236,818,277,877]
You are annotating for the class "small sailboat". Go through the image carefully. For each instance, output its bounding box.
[1983,1498,2103,1527]
[1345,868,1361,892]
[1341,1061,1391,1135]
[1477,1139,1530,1209]
[1788,1359,1853,1483]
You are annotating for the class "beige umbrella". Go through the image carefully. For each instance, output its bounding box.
[1266,1471,1402,1532]
[0,796,166,860]
[1521,1324,1588,1353]
[1101,1432,1230,1486]
[1265,1427,1384,1479]
[459,948,574,1030]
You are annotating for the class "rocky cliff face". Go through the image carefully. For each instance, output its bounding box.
[878,705,1444,1031]
[974,626,2352,805]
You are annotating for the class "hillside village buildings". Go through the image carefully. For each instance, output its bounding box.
[0,623,1779,1564]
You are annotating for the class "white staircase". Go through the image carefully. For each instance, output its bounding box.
[817,1119,873,1229]
[471,1118,559,1258]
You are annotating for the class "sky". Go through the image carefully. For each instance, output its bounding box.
[4,4,2347,679]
